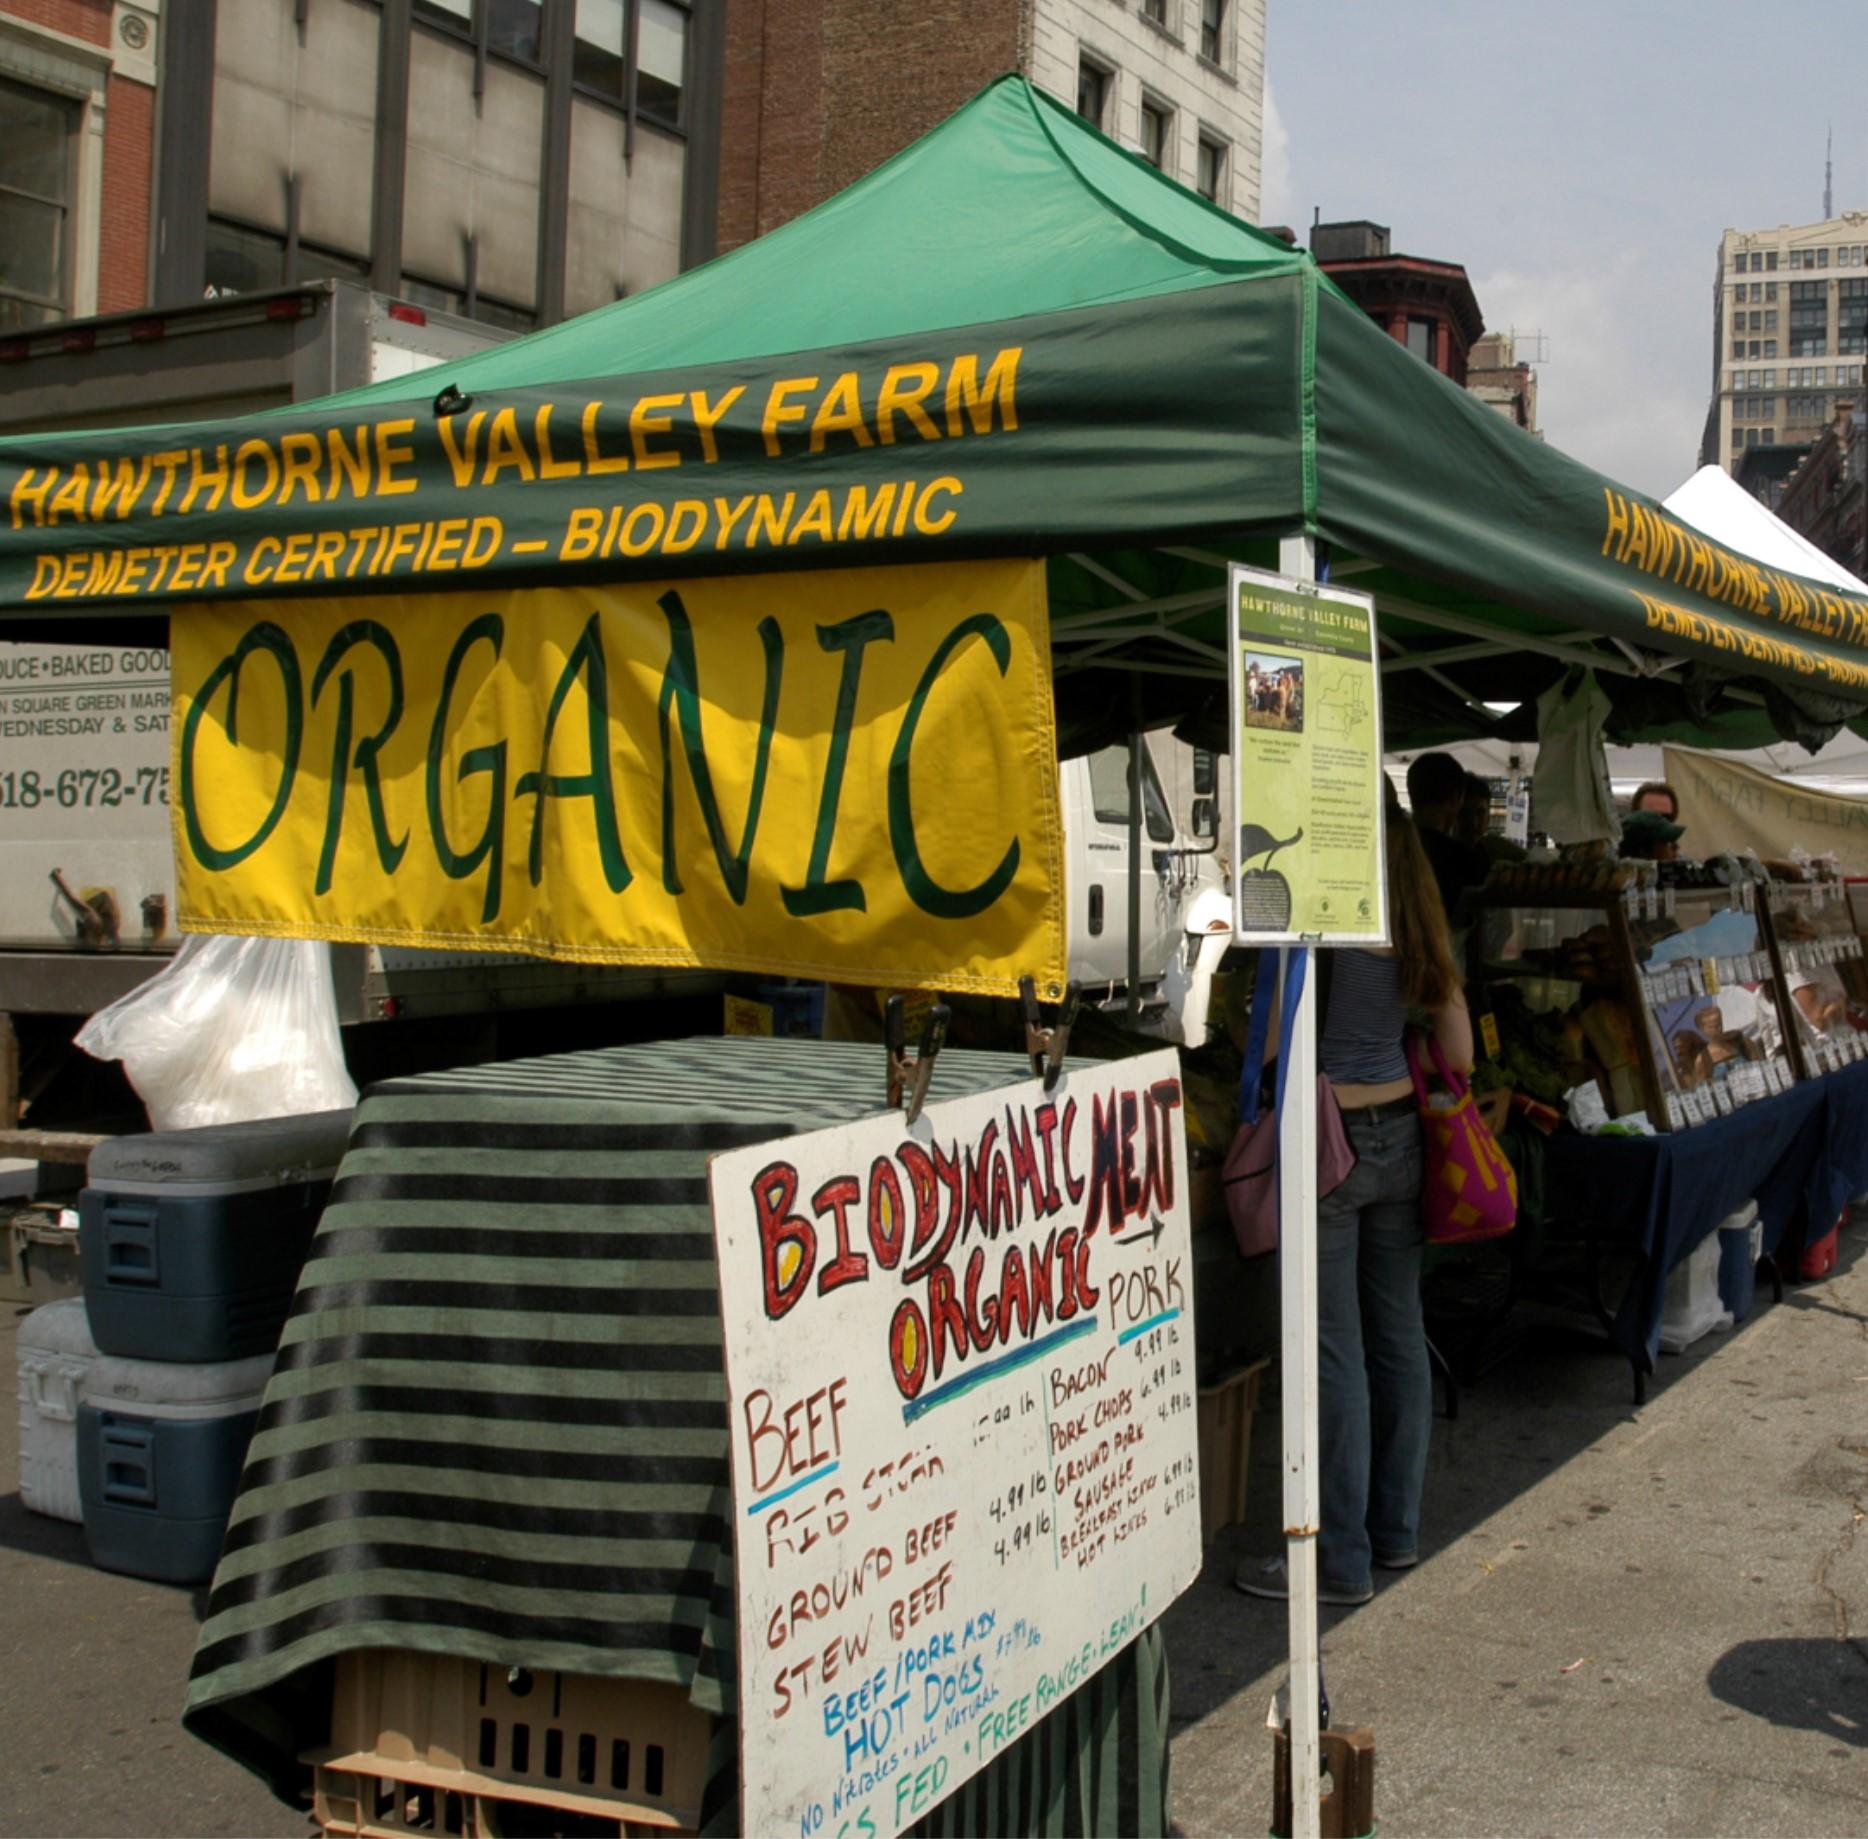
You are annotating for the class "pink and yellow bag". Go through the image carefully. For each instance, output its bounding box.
[1405,1033,1518,1244]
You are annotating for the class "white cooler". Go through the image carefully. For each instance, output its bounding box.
[17,1297,94,1522]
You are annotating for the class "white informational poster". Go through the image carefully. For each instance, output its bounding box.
[1227,563,1388,944]
[709,1049,1201,1839]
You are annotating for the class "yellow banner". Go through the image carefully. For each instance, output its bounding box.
[171,559,1065,996]
[1663,745,1868,875]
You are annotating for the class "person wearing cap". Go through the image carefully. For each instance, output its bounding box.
[1620,808,1684,862]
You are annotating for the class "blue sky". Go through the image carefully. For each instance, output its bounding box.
[1261,0,1868,500]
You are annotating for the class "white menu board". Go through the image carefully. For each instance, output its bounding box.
[709,1048,1201,1839]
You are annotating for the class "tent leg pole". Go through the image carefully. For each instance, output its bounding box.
[1126,693,1144,1027]
[1277,533,1323,1839]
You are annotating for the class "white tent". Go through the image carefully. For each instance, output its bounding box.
[1665,464,1868,597]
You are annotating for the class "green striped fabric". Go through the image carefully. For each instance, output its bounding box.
[182,1036,1170,1835]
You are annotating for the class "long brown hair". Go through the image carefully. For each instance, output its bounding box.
[1387,808,1461,1009]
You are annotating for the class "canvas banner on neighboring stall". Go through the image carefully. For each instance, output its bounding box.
[1663,745,1868,873]
[170,557,1066,995]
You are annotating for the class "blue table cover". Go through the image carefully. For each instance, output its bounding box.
[1542,1061,1868,1366]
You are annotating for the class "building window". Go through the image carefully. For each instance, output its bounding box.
[1140,98,1171,171]
[1818,247,1830,268]
[1199,0,1227,64]
[489,0,543,62]
[1076,58,1110,131]
[414,0,545,65]
[413,0,474,36]
[1142,0,1169,23]
[1765,339,1778,358]
[1789,279,1827,356]
[575,0,687,122]
[1731,338,1744,359]
[204,217,285,295]
[0,76,77,330]
[637,0,688,125]
[1766,309,1778,330]
[1838,277,1868,356]
[1195,133,1226,205]
[1731,427,1744,449]
[574,0,626,94]
[1405,317,1436,364]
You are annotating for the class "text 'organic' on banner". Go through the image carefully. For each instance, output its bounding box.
[169,557,1065,995]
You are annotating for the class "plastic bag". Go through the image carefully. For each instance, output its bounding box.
[76,934,357,1131]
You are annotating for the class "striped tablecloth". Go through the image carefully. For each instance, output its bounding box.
[182,1036,1171,1835]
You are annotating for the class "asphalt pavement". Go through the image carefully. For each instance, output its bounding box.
[2,1212,1864,1838]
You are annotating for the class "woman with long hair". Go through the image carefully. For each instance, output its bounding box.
[1239,805,1472,1606]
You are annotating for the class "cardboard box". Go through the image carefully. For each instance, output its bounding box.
[1197,1358,1268,1544]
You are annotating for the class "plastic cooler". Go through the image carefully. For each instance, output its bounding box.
[1658,1230,1734,1355]
[79,1108,353,1362]
[76,1340,275,1584]
[16,1297,95,1523]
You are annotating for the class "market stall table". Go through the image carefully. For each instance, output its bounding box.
[181,1035,1173,1838]
[1540,1060,1868,1395]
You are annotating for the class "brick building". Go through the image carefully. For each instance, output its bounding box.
[1773,400,1866,582]
[0,0,158,327]
[717,0,1267,251]
[0,0,721,337]
[1309,218,1483,385]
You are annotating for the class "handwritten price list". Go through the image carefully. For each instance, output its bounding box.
[711,1051,1203,1839]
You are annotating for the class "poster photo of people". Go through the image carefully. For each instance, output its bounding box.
[1243,650,1305,733]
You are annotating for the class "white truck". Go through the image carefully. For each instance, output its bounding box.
[1060,737,1233,1045]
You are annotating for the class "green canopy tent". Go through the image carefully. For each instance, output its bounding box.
[14,77,1866,1838]
[6,74,1867,751]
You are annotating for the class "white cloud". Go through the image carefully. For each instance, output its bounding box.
[1471,258,1709,501]
[1258,80,1292,231]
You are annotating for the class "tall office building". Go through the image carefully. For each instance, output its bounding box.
[1702,213,1868,476]
[0,0,722,337]
[718,0,1267,251]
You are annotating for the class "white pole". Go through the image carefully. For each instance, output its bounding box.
[1276,531,1323,1839]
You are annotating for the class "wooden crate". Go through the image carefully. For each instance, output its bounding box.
[307,1650,710,1836]
[1196,1358,1268,1543]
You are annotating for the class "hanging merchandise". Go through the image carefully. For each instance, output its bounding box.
[1531,669,1618,845]
[75,934,358,1130]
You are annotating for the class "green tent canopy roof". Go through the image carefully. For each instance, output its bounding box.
[3,74,1864,749]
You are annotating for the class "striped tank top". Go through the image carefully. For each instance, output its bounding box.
[1319,949,1409,1084]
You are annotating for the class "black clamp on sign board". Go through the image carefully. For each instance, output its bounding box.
[886,995,951,1126]
[1020,975,1082,1092]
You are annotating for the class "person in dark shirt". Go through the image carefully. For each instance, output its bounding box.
[1405,753,1488,926]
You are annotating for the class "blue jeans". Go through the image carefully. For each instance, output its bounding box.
[1313,1099,1430,1594]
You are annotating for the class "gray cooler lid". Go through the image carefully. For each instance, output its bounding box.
[16,1296,96,1360]
[85,1109,355,1191]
